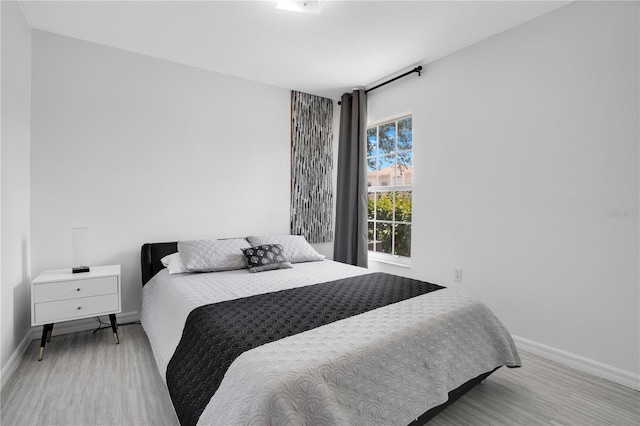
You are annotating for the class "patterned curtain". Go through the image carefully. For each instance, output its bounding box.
[290,91,334,243]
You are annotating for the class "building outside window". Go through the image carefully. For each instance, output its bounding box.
[366,115,412,260]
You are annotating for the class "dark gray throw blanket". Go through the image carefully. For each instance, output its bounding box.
[166,272,444,426]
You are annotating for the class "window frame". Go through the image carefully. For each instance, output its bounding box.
[366,114,413,266]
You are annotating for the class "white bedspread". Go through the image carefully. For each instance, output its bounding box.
[141,260,521,426]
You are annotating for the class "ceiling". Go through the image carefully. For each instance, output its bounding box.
[18,0,571,99]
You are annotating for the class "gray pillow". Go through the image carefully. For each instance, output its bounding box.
[246,235,324,264]
[178,238,250,272]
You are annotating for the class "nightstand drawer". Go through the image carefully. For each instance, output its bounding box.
[34,276,118,303]
[35,293,120,324]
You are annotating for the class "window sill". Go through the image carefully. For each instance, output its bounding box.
[368,253,411,268]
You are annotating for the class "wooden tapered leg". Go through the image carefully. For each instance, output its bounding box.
[46,323,54,342]
[38,324,53,361]
[108,314,119,344]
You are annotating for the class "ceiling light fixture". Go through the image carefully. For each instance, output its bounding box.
[276,1,322,14]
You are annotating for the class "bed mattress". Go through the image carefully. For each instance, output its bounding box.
[140,260,521,425]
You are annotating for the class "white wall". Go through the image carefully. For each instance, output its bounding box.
[1,1,32,374]
[30,31,292,315]
[368,2,639,380]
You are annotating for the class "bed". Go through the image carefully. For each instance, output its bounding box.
[140,237,521,425]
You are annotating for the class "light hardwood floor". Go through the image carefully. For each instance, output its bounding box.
[1,324,638,425]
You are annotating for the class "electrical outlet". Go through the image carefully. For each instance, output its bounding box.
[454,268,463,282]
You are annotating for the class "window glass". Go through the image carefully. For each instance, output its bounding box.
[376,223,393,254]
[378,123,396,155]
[394,224,411,257]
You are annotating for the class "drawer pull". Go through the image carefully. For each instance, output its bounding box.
[77,306,81,310]
[76,288,81,291]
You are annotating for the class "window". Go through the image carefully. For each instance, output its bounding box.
[366,115,412,259]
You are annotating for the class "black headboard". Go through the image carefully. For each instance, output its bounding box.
[141,242,178,285]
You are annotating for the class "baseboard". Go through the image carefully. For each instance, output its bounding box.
[513,335,640,391]
[30,311,140,339]
[0,330,33,392]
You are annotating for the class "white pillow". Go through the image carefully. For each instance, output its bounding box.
[246,235,325,264]
[160,252,188,275]
[178,238,250,272]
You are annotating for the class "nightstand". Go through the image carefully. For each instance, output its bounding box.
[31,265,122,360]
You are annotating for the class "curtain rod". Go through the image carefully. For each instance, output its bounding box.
[366,66,422,94]
[338,66,422,105]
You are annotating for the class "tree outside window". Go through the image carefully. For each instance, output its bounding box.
[366,116,412,258]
